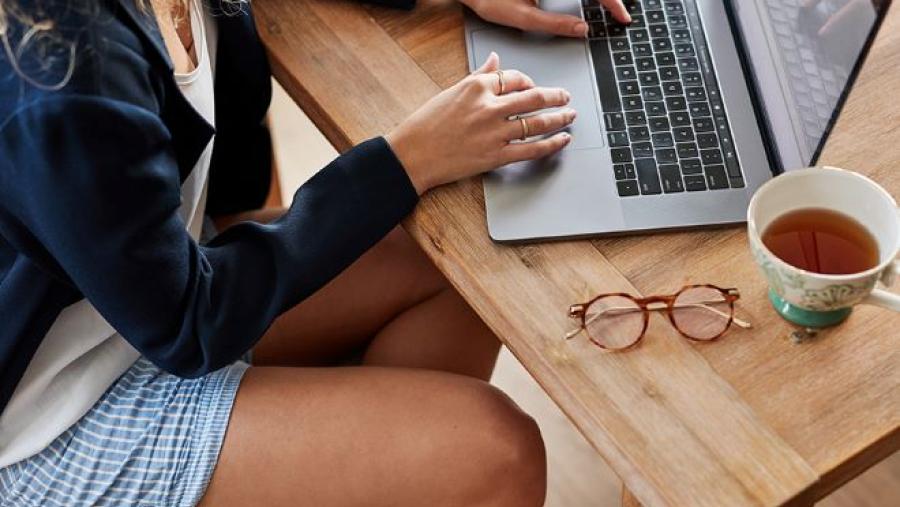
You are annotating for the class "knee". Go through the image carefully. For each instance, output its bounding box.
[449,381,547,507]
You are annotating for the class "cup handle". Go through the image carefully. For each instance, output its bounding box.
[863,288,900,312]
[864,208,900,311]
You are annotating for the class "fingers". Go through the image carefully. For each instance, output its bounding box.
[472,51,501,75]
[501,132,572,164]
[600,0,632,24]
[504,108,577,141]
[476,68,536,95]
[509,3,590,38]
[498,86,571,115]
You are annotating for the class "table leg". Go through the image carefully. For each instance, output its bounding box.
[622,485,642,507]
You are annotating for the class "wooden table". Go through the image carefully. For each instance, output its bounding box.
[254,1,900,505]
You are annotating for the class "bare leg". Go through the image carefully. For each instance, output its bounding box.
[199,366,546,507]
[245,222,500,379]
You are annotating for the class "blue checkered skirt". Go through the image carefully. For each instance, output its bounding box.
[0,357,249,507]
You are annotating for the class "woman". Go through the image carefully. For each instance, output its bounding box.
[0,0,628,505]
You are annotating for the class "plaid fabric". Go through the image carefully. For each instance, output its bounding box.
[0,357,248,507]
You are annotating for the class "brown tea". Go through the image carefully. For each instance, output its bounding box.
[762,208,879,275]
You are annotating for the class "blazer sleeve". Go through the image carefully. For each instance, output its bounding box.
[0,95,418,377]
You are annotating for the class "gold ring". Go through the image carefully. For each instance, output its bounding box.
[519,117,529,140]
[495,69,505,95]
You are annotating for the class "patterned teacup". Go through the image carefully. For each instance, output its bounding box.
[747,167,900,327]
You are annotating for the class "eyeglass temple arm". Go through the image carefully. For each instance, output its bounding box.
[564,300,751,340]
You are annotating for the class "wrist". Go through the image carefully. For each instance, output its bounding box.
[385,131,430,195]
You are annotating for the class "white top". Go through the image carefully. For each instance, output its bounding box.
[0,0,218,467]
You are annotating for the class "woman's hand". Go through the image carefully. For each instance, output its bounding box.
[460,0,631,38]
[386,53,576,195]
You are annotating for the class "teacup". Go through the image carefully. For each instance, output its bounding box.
[747,167,900,327]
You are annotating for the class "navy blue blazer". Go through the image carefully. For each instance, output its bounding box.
[0,0,417,413]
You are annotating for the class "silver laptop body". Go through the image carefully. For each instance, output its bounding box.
[464,0,883,242]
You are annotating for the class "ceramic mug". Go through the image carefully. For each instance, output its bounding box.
[747,166,900,327]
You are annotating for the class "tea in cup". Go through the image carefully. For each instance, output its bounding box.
[747,167,900,327]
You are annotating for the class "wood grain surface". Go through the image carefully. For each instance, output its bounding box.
[254,1,900,505]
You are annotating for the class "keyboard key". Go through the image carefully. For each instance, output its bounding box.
[649,117,670,132]
[609,24,627,37]
[677,142,699,159]
[649,24,669,38]
[642,86,663,101]
[630,14,646,28]
[693,117,714,132]
[608,131,629,147]
[623,163,636,179]
[612,147,633,163]
[673,126,694,142]
[682,72,702,85]
[697,133,717,148]
[625,1,641,14]
[589,22,607,38]
[633,43,652,57]
[685,87,707,102]
[666,96,687,110]
[689,103,710,116]
[620,80,640,95]
[628,126,650,141]
[632,141,654,158]
[646,10,664,23]
[652,39,672,52]
[669,14,687,28]
[629,29,649,43]
[584,6,603,21]
[616,66,637,80]
[626,111,647,125]
[659,164,684,193]
[659,66,679,81]
[614,52,634,66]
[617,180,640,197]
[655,148,677,164]
[604,112,626,131]
[674,43,694,56]
[669,111,691,126]
[635,158,662,195]
[652,132,674,147]
[610,38,630,51]
[590,40,621,113]
[700,148,723,164]
[724,150,741,177]
[663,82,683,96]
[639,72,659,86]
[665,3,683,14]
[636,57,655,72]
[678,57,699,72]
[614,163,632,180]
[672,29,691,41]
[705,165,729,189]
[681,158,702,174]
[656,52,676,67]
[646,101,666,116]
[684,174,707,191]
[623,95,644,111]
[645,0,661,7]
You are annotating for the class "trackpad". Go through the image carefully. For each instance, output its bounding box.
[470,28,604,150]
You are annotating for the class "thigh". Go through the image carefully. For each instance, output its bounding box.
[253,225,448,366]
[199,367,546,507]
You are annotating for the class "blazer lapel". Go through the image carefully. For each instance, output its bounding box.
[114,0,215,183]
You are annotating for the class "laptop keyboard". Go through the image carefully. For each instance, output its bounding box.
[763,0,846,157]
[582,0,745,196]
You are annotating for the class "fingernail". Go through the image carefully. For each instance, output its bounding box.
[564,90,572,102]
[563,133,572,144]
[565,108,577,121]
[576,22,588,37]
[625,13,633,23]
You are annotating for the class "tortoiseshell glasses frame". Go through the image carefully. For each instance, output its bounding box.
[564,284,751,351]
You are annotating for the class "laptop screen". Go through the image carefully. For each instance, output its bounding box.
[731,0,888,169]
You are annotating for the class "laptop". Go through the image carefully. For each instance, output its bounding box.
[464,0,890,242]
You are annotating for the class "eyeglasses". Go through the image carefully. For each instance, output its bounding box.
[565,285,751,350]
